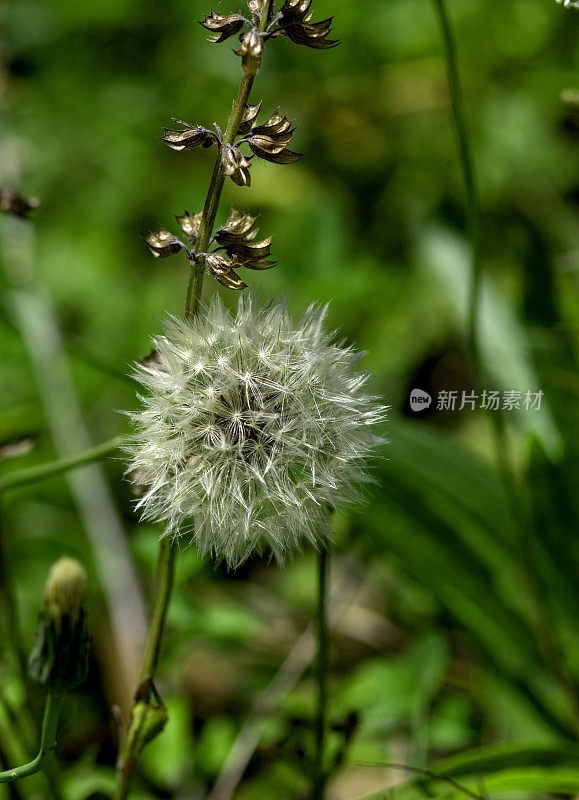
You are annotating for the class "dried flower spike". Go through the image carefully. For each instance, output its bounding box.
[221,143,252,186]
[127,295,387,568]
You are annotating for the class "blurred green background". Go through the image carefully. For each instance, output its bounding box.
[0,0,578,798]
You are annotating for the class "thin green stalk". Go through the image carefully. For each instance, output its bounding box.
[0,690,63,800]
[184,0,273,319]
[138,537,176,684]
[0,436,124,493]
[0,692,64,784]
[431,0,579,727]
[430,0,481,375]
[113,538,176,800]
[313,548,328,800]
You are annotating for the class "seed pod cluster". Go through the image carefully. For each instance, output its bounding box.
[145,206,275,290]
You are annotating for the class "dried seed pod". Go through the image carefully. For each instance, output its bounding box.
[203,253,247,290]
[145,228,187,258]
[251,109,293,136]
[214,208,259,244]
[280,0,312,18]
[162,122,219,151]
[200,10,247,42]
[0,187,40,218]
[248,133,302,164]
[237,30,263,76]
[244,108,303,164]
[278,0,338,49]
[283,17,337,49]
[214,209,276,270]
[221,144,252,187]
[238,102,262,135]
[226,236,272,262]
[176,210,203,243]
[247,0,267,18]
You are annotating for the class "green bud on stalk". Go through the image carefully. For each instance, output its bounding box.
[29,557,90,692]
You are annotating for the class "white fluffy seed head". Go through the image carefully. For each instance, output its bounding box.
[126,295,387,568]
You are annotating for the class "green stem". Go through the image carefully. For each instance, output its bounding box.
[431,0,482,375]
[0,435,124,493]
[138,537,176,684]
[184,0,273,319]
[313,548,328,800]
[0,692,64,784]
[113,538,176,800]
[431,0,579,729]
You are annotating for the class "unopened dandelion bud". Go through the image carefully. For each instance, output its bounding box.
[29,557,90,691]
[44,558,87,621]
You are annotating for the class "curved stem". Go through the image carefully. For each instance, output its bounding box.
[0,435,125,492]
[184,0,274,319]
[113,537,176,800]
[0,692,64,784]
[430,0,482,375]
[313,548,328,800]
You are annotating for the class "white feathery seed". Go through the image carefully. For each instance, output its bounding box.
[126,294,387,568]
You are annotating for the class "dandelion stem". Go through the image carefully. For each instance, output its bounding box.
[0,435,125,493]
[313,547,329,800]
[138,537,176,684]
[184,0,273,319]
[0,692,64,784]
[430,0,482,374]
[113,537,176,800]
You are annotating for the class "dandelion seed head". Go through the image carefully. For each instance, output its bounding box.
[126,295,387,568]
